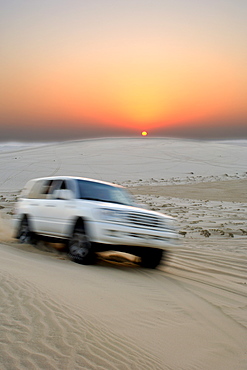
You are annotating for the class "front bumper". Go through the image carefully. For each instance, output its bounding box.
[88,221,178,249]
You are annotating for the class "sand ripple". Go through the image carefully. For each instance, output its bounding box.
[0,268,163,370]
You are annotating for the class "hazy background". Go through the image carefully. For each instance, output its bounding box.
[1,0,247,141]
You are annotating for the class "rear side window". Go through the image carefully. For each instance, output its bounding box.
[22,178,74,199]
[25,179,66,199]
[20,180,36,198]
[27,180,51,199]
[29,179,66,199]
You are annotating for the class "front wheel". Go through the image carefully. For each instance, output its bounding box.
[68,225,95,265]
[139,248,163,269]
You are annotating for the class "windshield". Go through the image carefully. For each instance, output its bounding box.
[77,180,136,206]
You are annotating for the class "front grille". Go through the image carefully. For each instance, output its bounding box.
[126,212,162,229]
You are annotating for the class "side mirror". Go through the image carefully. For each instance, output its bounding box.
[53,189,74,200]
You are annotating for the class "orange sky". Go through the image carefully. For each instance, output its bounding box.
[1,1,247,140]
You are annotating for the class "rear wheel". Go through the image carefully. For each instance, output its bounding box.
[139,247,163,269]
[18,217,36,245]
[68,225,95,265]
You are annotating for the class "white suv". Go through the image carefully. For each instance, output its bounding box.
[14,176,177,268]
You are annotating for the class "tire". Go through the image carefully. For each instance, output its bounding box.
[139,248,163,269]
[68,225,95,265]
[18,217,36,245]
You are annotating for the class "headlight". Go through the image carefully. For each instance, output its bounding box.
[94,208,125,222]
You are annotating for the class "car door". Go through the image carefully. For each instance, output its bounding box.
[41,179,76,237]
[29,179,54,234]
[26,179,51,233]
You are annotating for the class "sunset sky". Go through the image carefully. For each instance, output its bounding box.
[1,0,247,141]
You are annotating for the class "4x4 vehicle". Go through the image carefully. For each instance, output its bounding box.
[13,176,177,268]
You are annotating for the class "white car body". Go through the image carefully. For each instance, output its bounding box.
[14,176,178,267]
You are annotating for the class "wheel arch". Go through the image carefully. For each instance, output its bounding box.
[67,216,95,265]
[68,216,90,238]
[17,213,34,237]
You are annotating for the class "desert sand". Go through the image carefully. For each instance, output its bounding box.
[0,138,247,369]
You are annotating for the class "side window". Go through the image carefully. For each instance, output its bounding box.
[39,180,53,198]
[47,180,71,199]
[48,180,64,196]
[27,179,74,199]
[29,180,58,199]
[28,180,49,199]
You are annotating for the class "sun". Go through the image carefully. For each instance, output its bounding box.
[141,131,148,136]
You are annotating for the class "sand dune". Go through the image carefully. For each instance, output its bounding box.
[0,138,247,369]
[0,138,246,192]
[131,178,247,202]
